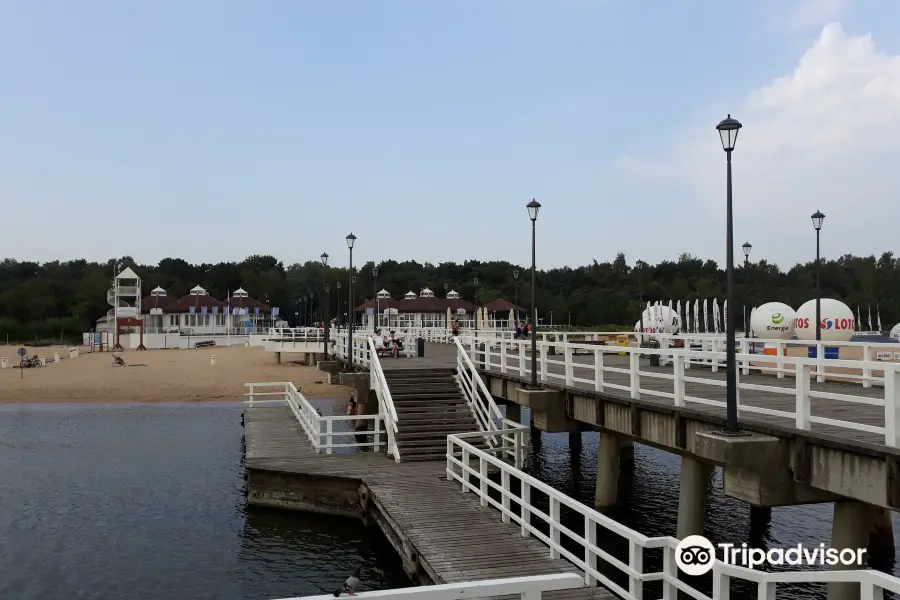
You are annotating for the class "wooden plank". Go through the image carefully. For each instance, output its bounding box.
[243,405,616,600]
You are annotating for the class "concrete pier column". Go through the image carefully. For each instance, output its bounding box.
[677,456,712,539]
[568,431,582,445]
[594,432,620,508]
[275,352,281,364]
[868,506,895,558]
[506,403,521,424]
[828,501,874,600]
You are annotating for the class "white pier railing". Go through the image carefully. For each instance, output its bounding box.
[245,382,386,454]
[445,435,900,600]
[367,337,401,462]
[272,573,584,600]
[453,336,508,452]
[462,336,900,448]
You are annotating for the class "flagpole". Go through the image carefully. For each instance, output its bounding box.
[227,290,231,346]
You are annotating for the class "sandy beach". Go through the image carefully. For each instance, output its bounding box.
[0,345,352,403]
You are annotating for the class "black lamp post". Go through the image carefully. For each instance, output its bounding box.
[812,211,825,342]
[473,277,479,337]
[513,269,520,322]
[346,233,357,368]
[372,267,379,331]
[742,242,752,267]
[336,281,342,326]
[321,253,329,359]
[308,292,314,326]
[527,199,541,388]
[716,113,743,435]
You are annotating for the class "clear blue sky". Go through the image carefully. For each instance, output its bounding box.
[3,0,898,270]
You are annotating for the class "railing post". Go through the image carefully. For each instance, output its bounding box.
[485,342,492,370]
[462,447,470,492]
[501,469,510,523]
[863,345,872,388]
[629,352,640,399]
[549,497,560,559]
[521,482,531,538]
[540,343,548,383]
[585,515,596,587]
[661,547,678,600]
[446,438,454,481]
[674,354,685,407]
[564,346,574,387]
[519,342,526,377]
[776,341,785,379]
[795,363,811,430]
[374,416,381,452]
[314,417,322,454]
[816,342,825,383]
[326,419,333,455]
[594,349,604,392]
[479,457,488,507]
[500,342,507,374]
[885,366,900,447]
[514,429,523,469]
[711,564,730,600]
[740,338,750,375]
[247,383,255,406]
[629,541,643,599]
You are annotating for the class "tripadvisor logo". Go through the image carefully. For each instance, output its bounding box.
[771,312,785,325]
[674,535,866,576]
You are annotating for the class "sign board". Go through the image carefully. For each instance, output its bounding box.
[272,307,280,319]
[876,351,900,361]
[17,347,27,357]
[807,346,840,359]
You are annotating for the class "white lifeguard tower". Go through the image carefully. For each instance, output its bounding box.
[404,290,418,300]
[108,267,146,351]
[420,287,435,298]
[446,289,460,299]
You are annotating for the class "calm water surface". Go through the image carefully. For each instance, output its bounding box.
[0,401,409,600]
[3,401,899,600]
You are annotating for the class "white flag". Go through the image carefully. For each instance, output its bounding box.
[857,306,862,331]
[701,299,707,332]
[868,305,873,331]
[712,298,720,334]
[724,300,728,330]
[878,306,883,331]
[676,300,682,332]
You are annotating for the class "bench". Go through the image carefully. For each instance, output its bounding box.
[195,340,216,349]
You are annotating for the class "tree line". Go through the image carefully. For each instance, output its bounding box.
[1,251,898,343]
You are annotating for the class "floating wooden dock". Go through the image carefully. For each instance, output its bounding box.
[242,405,614,599]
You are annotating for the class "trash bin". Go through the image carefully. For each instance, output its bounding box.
[640,340,661,367]
[417,337,425,357]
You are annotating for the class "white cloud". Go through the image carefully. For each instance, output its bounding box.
[615,23,900,263]
[786,0,848,29]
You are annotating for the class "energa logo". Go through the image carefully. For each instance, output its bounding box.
[771,312,784,325]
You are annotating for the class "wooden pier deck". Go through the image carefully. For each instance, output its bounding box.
[243,405,613,599]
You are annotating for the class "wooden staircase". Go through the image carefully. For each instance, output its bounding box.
[384,367,488,462]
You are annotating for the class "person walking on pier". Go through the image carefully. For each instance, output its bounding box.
[347,396,368,450]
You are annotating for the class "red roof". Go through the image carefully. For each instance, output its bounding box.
[483,298,526,313]
[140,295,171,314]
[163,294,224,314]
[354,297,475,313]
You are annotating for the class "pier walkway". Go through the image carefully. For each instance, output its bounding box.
[243,405,612,599]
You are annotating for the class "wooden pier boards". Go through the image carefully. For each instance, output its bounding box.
[242,405,613,599]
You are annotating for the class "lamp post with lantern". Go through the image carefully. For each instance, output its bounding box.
[321,252,329,359]
[346,233,357,369]
[716,114,743,435]
[812,211,825,342]
[526,199,541,389]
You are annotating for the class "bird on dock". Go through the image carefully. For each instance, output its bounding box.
[333,565,361,596]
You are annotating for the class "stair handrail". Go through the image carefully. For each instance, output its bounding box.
[368,337,401,462]
[453,336,505,448]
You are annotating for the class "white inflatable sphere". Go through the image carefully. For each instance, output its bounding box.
[793,298,856,342]
[750,303,795,339]
[890,323,900,341]
[634,306,681,334]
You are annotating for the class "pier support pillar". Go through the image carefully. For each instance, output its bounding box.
[515,388,578,432]
[677,456,712,539]
[275,352,281,364]
[317,360,342,376]
[594,432,620,508]
[828,501,874,600]
[869,506,895,558]
[505,403,521,425]
[569,431,582,445]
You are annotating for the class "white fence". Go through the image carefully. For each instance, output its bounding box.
[445,435,900,600]
[245,382,386,453]
[461,336,900,448]
[367,338,401,462]
[272,573,584,600]
[453,337,508,452]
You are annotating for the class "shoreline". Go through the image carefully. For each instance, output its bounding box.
[0,345,352,404]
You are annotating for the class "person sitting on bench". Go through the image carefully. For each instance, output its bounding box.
[389,330,403,357]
